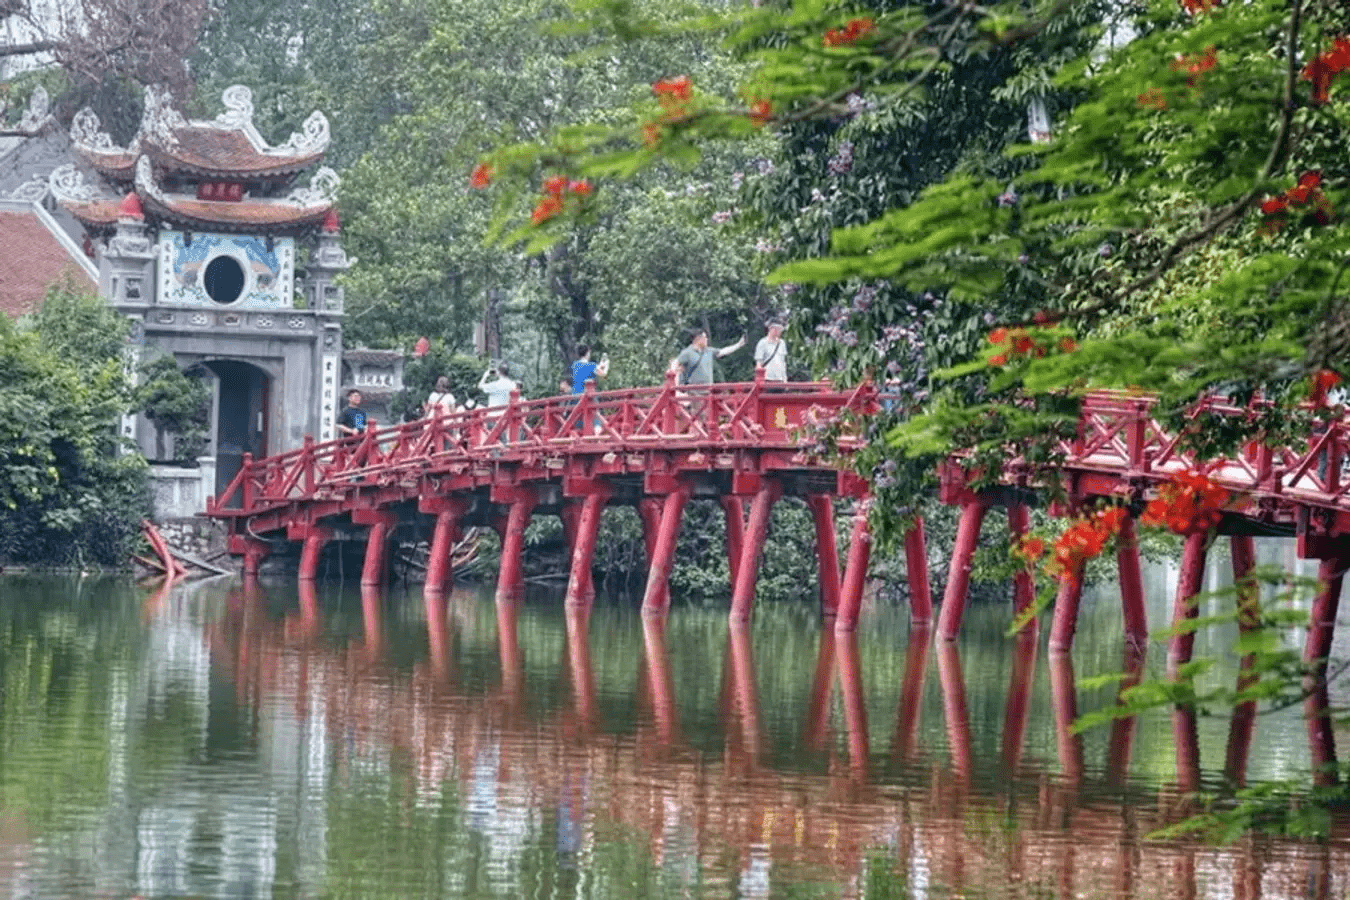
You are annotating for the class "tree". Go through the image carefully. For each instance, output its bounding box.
[0,283,148,565]
[1,0,208,139]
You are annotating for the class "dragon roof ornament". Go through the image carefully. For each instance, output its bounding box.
[285,167,340,207]
[48,164,104,205]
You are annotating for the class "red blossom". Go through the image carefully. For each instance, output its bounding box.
[652,75,693,102]
[1178,0,1220,14]
[1139,471,1229,535]
[469,163,493,189]
[1261,197,1288,215]
[542,175,568,196]
[1302,37,1350,104]
[1059,338,1078,353]
[823,16,875,47]
[988,327,1009,345]
[1137,89,1168,110]
[531,194,564,226]
[568,180,593,196]
[1172,46,1218,86]
[990,353,1008,367]
[749,100,773,127]
[1050,505,1129,579]
[641,123,663,147]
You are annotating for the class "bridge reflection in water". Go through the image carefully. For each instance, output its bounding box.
[200,578,1350,900]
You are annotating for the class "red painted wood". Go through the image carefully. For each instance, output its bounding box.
[1117,515,1147,648]
[1306,553,1347,787]
[1001,633,1037,773]
[424,510,460,594]
[642,615,677,745]
[297,527,331,580]
[1006,504,1037,636]
[360,517,394,586]
[891,627,930,762]
[1166,532,1209,680]
[1048,651,1084,783]
[720,496,745,589]
[1224,535,1258,775]
[727,623,761,758]
[807,494,841,618]
[903,517,932,624]
[835,511,871,632]
[642,488,688,615]
[938,500,989,641]
[729,479,782,622]
[802,630,836,751]
[936,642,973,784]
[1048,561,1085,652]
[494,495,535,605]
[565,491,609,609]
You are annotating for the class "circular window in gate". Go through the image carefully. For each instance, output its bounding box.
[203,254,247,305]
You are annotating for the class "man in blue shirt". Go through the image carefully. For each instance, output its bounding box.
[570,345,610,393]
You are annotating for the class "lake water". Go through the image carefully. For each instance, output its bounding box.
[1,539,1348,899]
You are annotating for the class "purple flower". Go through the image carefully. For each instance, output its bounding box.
[711,210,733,224]
[1098,243,1113,258]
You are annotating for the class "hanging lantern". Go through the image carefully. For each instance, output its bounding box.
[413,336,430,358]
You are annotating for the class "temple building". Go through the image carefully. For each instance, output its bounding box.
[44,85,391,508]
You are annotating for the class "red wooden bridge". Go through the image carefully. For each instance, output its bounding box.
[207,381,1350,684]
[207,372,907,624]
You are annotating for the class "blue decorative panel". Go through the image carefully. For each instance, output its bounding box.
[156,231,295,308]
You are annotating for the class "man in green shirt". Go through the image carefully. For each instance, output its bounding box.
[674,328,745,386]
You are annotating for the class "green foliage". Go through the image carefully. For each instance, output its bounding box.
[0,285,148,566]
[134,355,211,463]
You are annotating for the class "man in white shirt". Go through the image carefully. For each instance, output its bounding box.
[753,321,788,382]
[478,363,518,407]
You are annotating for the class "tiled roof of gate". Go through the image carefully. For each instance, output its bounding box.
[0,200,98,318]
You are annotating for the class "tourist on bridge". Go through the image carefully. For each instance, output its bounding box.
[423,376,456,418]
[753,320,788,383]
[675,328,745,386]
[478,363,518,407]
[570,345,609,394]
[336,389,368,437]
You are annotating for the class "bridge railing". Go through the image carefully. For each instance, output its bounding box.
[207,375,879,516]
[1050,392,1350,505]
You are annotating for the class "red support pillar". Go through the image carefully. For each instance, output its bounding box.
[728,623,762,758]
[936,642,972,785]
[559,502,591,601]
[565,490,609,609]
[904,517,932,624]
[1001,633,1038,774]
[1305,551,1347,787]
[421,498,466,595]
[729,479,782,623]
[720,496,746,588]
[235,536,270,577]
[638,498,668,613]
[1117,515,1147,648]
[1166,532,1209,680]
[297,527,332,581]
[358,512,398,587]
[807,494,841,619]
[938,499,990,641]
[642,488,689,615]
[835,511,872,632]
[1048,562,1085,652]
[1226,534,1259,785]
[1005,504,1038,636]
[495,493,536,605]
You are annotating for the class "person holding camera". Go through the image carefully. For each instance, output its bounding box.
[478,362,518,408]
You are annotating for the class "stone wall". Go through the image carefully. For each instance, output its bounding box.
[156,517,228,562]
[148,459,216,520]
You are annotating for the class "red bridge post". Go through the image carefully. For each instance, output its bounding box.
[803,630,836,751]
[295,525,333,581]
[807,494,841,619]
[1006,504,1038,637]
[1166,532,1209,679]
[642,487,689,616]
[836,631,869,774]
[494,490,536,605]
[422,498,467,595]
[1117,515,1147,648]
[729,479,783,623]
[835,511,871,632]
[1048,562,1085,652]
[355,509,399,587]
[720,497,746,588]
[637,499,666,611]
[565,489,611,609]
[1306,547,1349,787]
[903,518,932,624]
[1226,533,1259,785]
[938,499,991,641]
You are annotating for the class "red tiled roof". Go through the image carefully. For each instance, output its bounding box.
[138,191,333,232]
[0,206,97,318]
[65,200,122,227]
[146,129,325,178]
